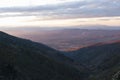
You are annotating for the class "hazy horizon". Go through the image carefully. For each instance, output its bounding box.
[0,0,120,28]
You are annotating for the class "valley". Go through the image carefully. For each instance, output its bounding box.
[0,31,120,80]
[3,28,120,51]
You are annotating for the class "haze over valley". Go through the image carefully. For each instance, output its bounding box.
[2,27,120,51]
[0,0,120,80]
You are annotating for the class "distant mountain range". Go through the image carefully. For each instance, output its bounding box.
[0,31,120,80]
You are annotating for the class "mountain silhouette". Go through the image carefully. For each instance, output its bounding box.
[0,31,88,80]
[0,31,120,80]
[65,41,120,80]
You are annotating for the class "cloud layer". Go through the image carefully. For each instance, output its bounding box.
[0,0,120,19]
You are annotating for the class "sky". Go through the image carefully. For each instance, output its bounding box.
[0,0,120,28]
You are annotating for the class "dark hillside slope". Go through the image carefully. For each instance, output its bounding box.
[65,41,120,80]
[0,31,86,80]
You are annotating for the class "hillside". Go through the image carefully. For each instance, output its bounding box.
[1,31,120,80]
[0,31,87,80]
[65,41,120,80]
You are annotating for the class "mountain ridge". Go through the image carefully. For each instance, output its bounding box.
[0,31,88,80]
[64,40,120,80]
[0,31,120,80]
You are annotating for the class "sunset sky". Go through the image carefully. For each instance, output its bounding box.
[0,0,120,28]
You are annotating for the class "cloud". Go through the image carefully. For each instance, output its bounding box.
[0,0,120,19]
